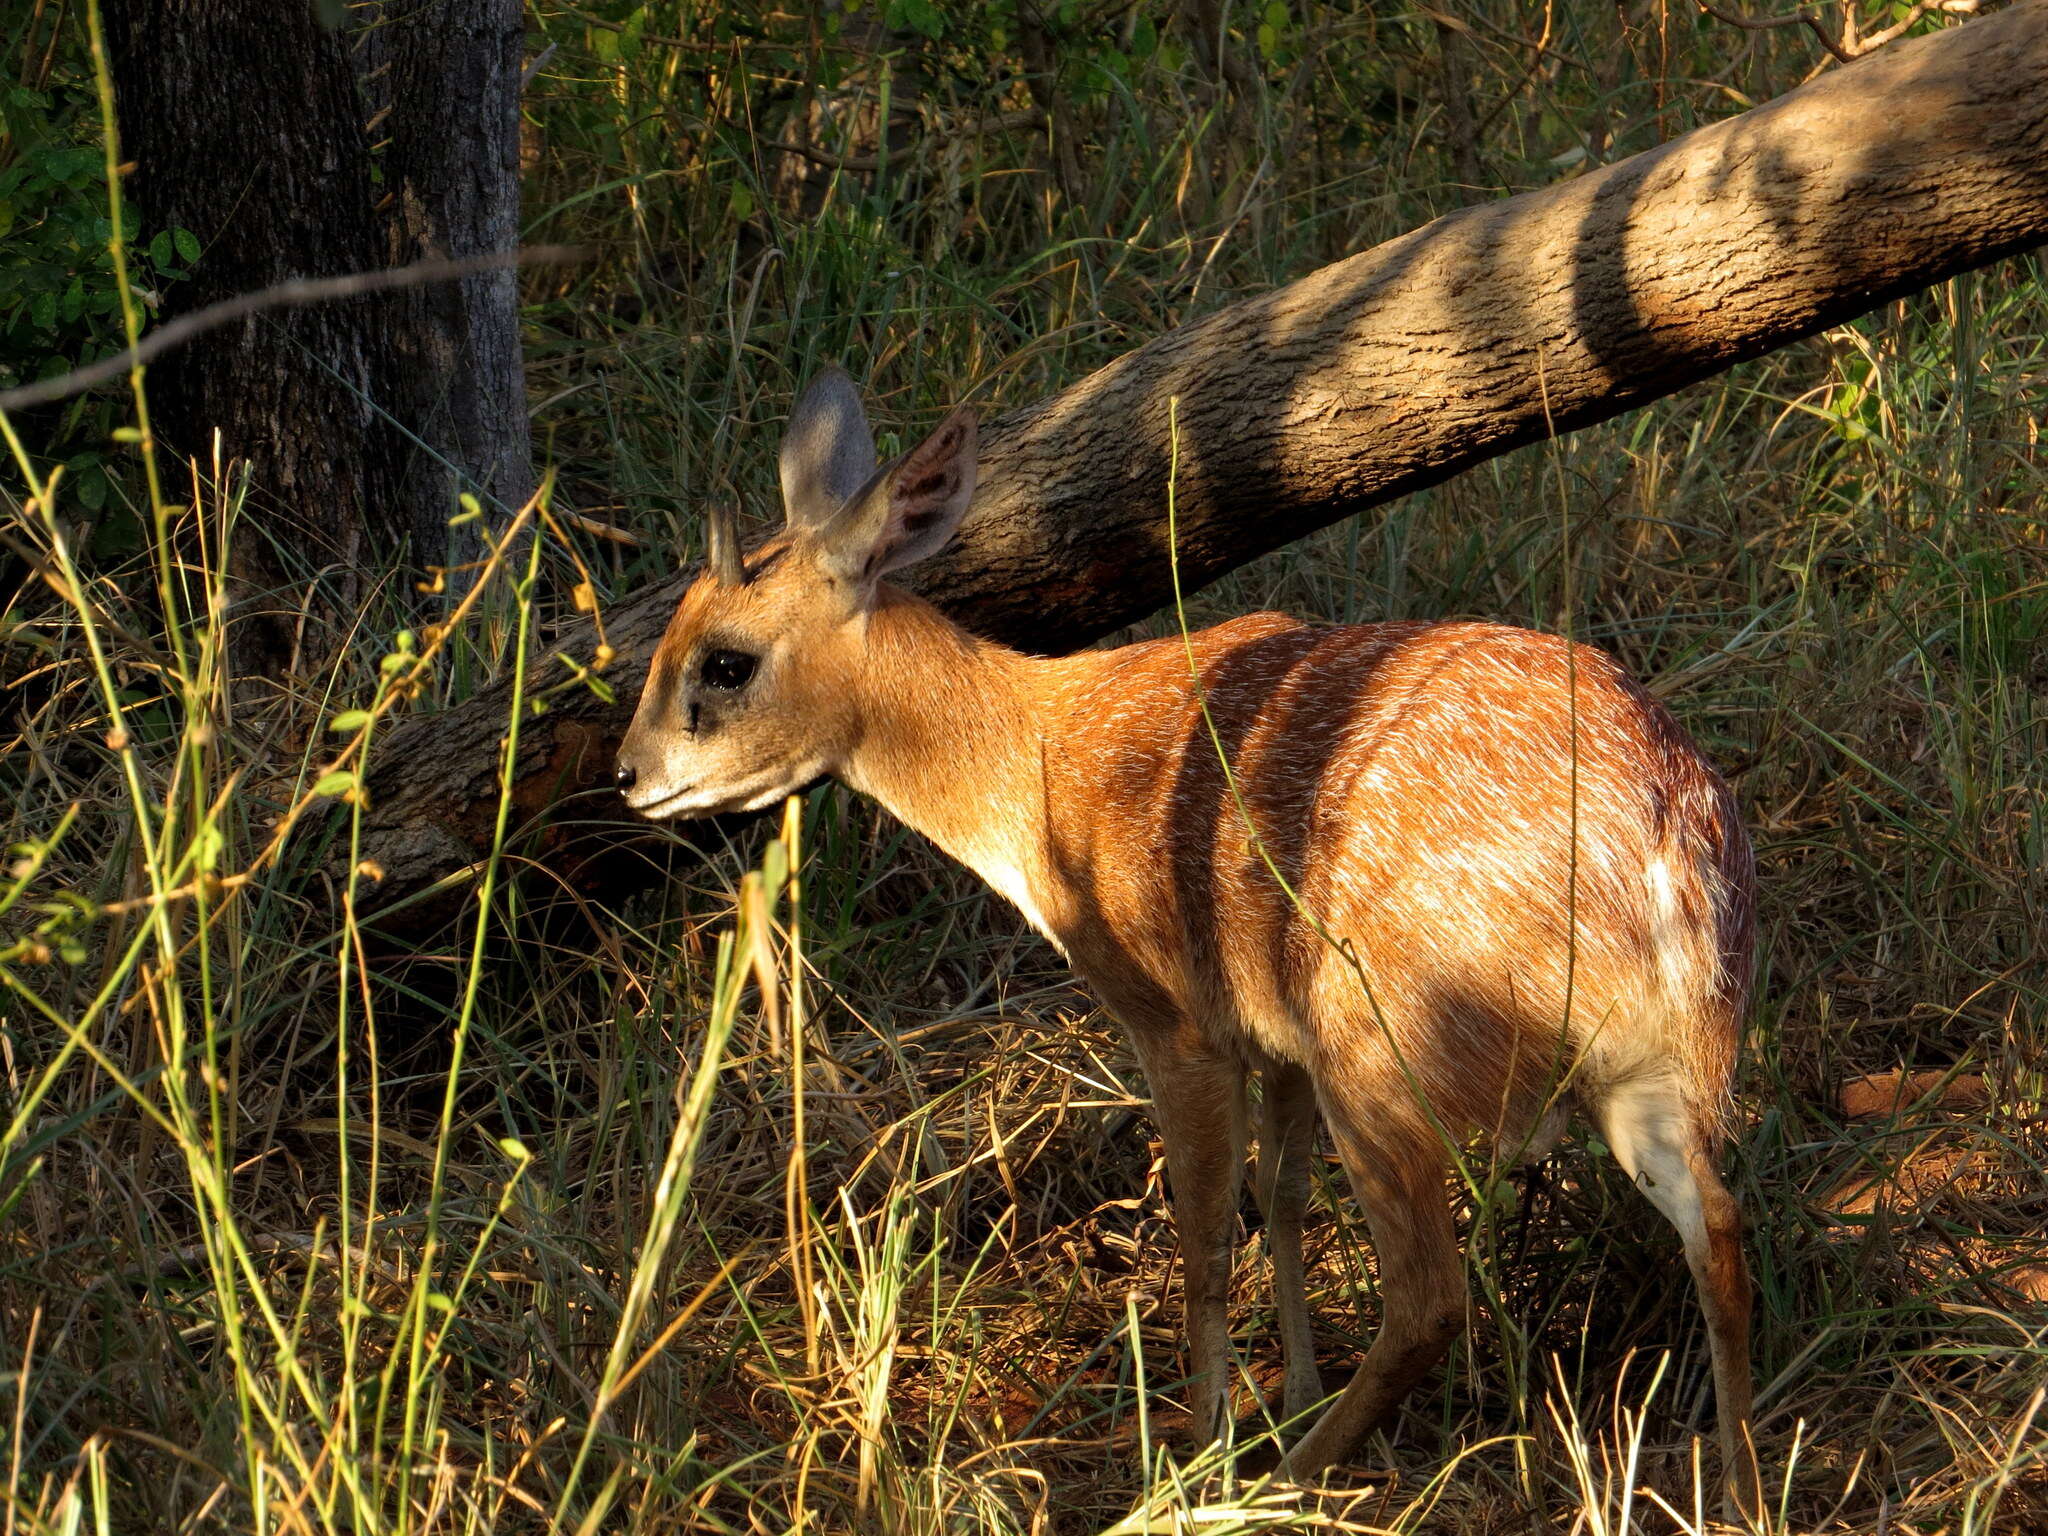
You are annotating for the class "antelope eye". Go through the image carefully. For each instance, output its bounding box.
[699,648,758,691]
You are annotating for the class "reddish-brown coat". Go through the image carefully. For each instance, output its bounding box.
[618,393,1759,1505]
[1023,614,1752,1145]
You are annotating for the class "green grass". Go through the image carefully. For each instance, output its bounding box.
[2,1,2046,1531]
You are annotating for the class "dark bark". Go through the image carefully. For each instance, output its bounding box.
[352,0,2048,927]
[362,0,534,573]
[1016,6,1082,203]
[1436,14,1483,192]
[1176,0,1264,124]
[104,0,396,670]
[104,0,532,667]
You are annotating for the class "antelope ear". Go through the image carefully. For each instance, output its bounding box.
[780,367,878,528]
[814,407,977,591]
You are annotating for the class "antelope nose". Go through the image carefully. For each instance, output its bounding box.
[614,760,638,792]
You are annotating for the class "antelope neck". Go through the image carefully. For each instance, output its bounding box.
[835,589,1067,940]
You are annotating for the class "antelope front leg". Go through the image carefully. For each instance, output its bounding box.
[1132,1033,1248,1446]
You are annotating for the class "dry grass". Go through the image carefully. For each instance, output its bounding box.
[2,1,2046,1532]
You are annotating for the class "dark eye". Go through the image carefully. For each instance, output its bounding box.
[699,648,757,691]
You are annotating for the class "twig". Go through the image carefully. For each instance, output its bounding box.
[520,41,558,91]
[1839,0,1979,60]
[0,245,586,415]
[555,4,724,53]
[556,4,866,56]
[562,509,644,548]
[95,1230,405,1289]
[763,137,885,174]
[1697,2,1854,64]
[764,106,1047,174]
[1699,0,1978,66]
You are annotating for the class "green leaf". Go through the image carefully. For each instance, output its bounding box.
[53,147,99,186]
[148,229,173,268]
[73,463,106,512]
[89,504,143,560]
[173,226,200,264]
[327,709,372,733]
[728,183,755,220]
[313,770,360,798]
[889,0,943,38]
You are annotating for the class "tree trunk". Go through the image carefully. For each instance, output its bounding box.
[1436,13,1483,192]
[105,0,397,672]
[362,0,534,574]
[352,0,2048,927]
[105,0,532,667]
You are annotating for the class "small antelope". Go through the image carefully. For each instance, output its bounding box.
[616,371,1757,1497]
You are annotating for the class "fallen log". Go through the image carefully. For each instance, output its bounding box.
[356,1,2048,926]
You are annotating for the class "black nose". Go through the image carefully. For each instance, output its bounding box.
[614,761,637,791]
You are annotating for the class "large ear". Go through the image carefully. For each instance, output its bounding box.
[780,367,878,528]
[814,407,977,590]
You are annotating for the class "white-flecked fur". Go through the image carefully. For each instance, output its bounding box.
[616,377,1762,1509]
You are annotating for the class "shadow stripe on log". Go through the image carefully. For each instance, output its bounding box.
[354,0,2048,926]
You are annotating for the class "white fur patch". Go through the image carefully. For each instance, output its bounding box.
[980,859,1064,956]
[1645,857,1690,1000]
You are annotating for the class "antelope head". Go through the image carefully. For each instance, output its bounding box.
[613,369,978,820]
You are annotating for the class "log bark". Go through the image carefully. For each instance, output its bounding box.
[355,0,2048,926]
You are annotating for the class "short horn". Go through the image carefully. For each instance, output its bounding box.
[705,502,743,585]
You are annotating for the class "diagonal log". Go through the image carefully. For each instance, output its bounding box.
[356,1,2048,925]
